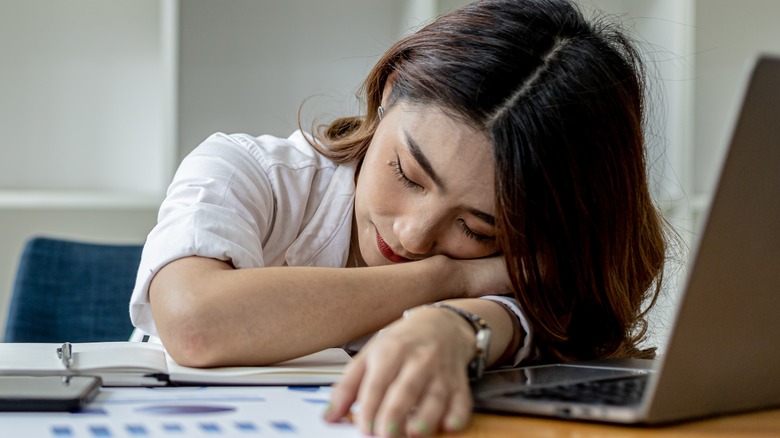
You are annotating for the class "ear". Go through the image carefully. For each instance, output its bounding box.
[381,71,399,108]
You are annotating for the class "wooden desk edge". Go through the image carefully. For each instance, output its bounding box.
[457,407,780,437]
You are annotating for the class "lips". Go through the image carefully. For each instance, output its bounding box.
[376,230,413,263]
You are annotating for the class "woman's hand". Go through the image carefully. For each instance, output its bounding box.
[324,306,476,437]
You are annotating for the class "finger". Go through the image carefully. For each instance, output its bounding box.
[405,379,449,437]
[442,382,473,434]
[373,359,432,437]
[355,349,405,435]
[325,355,366,423]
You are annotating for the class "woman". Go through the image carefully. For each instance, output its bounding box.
[129,0,669,436]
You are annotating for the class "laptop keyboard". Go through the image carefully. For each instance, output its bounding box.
[510,374,649,406]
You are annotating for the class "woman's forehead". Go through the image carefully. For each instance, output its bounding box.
[393,103,496,210]
[397,103,492,156]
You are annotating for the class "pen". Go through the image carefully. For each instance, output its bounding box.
[57,342,73,369]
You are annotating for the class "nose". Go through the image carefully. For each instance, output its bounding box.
[393,212,439,257]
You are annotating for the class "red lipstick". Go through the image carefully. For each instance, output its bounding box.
[376,230,412,263]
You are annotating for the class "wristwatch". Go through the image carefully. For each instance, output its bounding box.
[403,303,492,381]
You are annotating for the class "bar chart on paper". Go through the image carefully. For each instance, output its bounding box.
[0,386,362,437]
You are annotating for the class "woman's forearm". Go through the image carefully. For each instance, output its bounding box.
[149,256,466,367]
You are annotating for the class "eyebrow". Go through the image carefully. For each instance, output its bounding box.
[403,131,496,228]
[469,209,496,227]
[405,131,444,189]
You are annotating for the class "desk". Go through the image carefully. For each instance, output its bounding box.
[464,409,780,437]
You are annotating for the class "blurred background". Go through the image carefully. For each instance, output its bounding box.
[1,0,778,348]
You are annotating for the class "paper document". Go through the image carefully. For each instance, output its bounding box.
[0,385,362,437]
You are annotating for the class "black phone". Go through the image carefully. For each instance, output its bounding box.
[0,375,102,412]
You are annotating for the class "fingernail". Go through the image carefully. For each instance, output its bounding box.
[386,421,400,437]
[362,419,374,435]
[414,420,430,436]
[446,417,464,432]
[323,402,333,418]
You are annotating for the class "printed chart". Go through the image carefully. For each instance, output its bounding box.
[0,386,362,437]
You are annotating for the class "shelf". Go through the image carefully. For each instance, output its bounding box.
[0,190,164,210]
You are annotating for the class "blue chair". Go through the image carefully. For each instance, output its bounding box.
[3,236,143,342]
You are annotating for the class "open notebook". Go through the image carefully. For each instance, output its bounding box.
[0,342,350,387]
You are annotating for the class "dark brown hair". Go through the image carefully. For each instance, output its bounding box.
[312,0,668,361]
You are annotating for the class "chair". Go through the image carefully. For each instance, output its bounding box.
[3,236,143,342]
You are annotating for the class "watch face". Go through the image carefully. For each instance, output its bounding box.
[471,326,492,380]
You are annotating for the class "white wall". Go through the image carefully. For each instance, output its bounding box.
[0,0,167,194]
[694,0,780,202]
[175,0,404,159]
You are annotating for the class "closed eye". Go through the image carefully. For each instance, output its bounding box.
[391,157,423,191]
[458,219,496,247]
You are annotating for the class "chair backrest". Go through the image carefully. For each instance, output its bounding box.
[3,236,143,342]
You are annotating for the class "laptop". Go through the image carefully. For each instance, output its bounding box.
[471,55,780,424]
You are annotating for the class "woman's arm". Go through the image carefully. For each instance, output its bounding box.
[324,298,522,436]
[149,254,510,367]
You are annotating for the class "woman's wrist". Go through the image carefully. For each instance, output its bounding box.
[420,255,474,300]
[421,254,512,300]
[403,303,492,380]
[401,304,475,360]
[415,255,465,300]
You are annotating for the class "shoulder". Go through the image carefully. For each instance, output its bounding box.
[169,131,341,205]
[189,130,337,173]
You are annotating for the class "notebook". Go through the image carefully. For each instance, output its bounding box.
[0,342,350,387]
[471,55,780,424]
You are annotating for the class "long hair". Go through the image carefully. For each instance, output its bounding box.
[312,0,668,361]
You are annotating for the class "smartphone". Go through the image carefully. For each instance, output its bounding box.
[0,375,102,412]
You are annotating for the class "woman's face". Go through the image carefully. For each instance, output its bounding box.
[354,102,499,266]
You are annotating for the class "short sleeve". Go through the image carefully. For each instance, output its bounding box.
[480,295,536,365]
[129,134,277,336]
